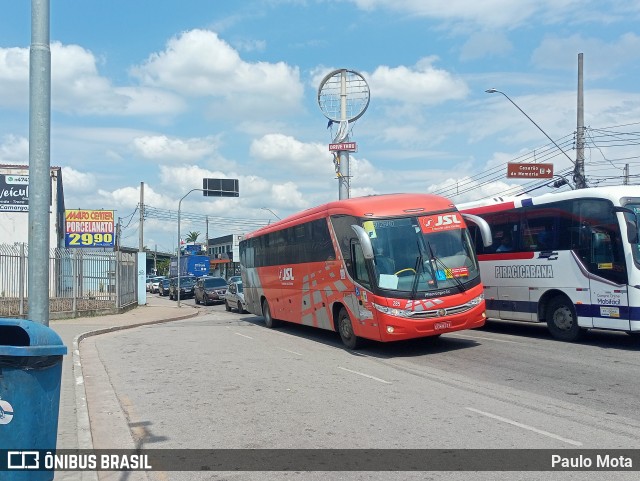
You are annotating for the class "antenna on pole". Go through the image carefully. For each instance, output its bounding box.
[318,69,370,200]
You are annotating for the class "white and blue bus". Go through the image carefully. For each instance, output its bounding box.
[459,186,640,341]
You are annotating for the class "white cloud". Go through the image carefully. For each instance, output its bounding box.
[250,133,334,175]
[133,135,221,162]
[232,38,267,52]
[61,167,97,194]
[131,29,304,118]
[532,33,640,78]
[0,48,29,109]
[271,182,308,209]
[0,43,184,116]
[347,0,625,29]
[368,57,469,105]
[0,135,28,163]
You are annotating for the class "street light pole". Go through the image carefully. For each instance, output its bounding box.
[485,88,587,189]
[261,207,281,220]
[177,188,204,308]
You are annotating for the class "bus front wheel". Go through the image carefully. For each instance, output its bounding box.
[546,297,583,342]
[338,308,361,350]
[262,299,281,328]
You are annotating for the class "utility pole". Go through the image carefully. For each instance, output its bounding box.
[28,0,51,326]
[137,181,146,305]
[624,164,629,185]
[575,53,587,189]
[139,181,144,251]
[115,217,122,250]
[206,216,209,256]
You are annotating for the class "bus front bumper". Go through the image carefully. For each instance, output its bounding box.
[374,300,486,342]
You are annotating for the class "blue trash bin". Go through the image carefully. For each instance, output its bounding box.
[0,318,67,480]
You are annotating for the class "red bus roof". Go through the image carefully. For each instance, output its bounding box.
[244,193,456,239]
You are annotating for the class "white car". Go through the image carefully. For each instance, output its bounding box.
[149,276,165,293]
[224,281,246,313]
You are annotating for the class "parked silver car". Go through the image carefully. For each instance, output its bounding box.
[224,281,246,313]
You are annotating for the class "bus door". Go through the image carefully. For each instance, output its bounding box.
[345,239,383,341]
[493,219,533,322]
[585,228,630,331]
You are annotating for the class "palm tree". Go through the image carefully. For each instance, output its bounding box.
[186,231,200,243]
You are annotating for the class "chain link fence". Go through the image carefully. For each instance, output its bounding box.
[0,244,137,319]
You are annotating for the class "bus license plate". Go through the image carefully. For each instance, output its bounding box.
[434,321,451,330]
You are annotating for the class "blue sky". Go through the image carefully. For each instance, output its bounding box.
[2,0,640,252]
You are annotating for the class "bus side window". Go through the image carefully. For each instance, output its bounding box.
[329,215,358,262]
[351,242,372,289]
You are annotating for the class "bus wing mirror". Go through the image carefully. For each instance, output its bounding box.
[461,213,493,247]
[351,225,375,259]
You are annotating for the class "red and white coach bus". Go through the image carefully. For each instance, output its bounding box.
[459,186,640,341]
[239,194,492,349]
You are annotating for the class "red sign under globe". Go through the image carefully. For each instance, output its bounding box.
[329,142,357,152]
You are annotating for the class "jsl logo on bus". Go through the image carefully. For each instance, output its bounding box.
[435,214,462,226]
[279,267,294,281]
[421,214,463,231]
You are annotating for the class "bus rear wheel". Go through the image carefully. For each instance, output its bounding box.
[546,297,583,342]
[338,308,361,350]
[262,299,281,328]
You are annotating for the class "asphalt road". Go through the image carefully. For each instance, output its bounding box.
[81,302,640,481]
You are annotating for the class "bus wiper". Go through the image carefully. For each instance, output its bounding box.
[426,241,438,289]
[410,248,423,300]
[427,241,467,293]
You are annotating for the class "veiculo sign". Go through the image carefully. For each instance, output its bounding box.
[0,175,29,212]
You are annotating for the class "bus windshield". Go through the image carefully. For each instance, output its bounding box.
[363,216,479,294]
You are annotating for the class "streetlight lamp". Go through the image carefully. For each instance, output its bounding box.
[261,207,281,220]
[177,188,205,307]
[485,88,587,189]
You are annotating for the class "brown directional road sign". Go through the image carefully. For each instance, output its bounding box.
[507,163,554,179]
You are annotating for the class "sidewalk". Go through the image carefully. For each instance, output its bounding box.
[49,295,200,480]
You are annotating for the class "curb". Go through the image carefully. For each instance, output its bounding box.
[72,308,201,463]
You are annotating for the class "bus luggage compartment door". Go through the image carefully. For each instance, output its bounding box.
[498,285,533,321]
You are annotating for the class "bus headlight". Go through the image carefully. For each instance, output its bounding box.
[372,302,414,318]
[468,294,485,306]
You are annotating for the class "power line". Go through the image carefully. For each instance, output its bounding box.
[142,205,270,233]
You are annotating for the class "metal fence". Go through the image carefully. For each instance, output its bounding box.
[0,244,138,319]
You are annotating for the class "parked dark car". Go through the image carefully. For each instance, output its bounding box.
[194,276,228,305]
[169,275,197,300]
[158,278,171,297]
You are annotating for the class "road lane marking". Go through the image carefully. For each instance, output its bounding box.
[449,333,520,344]
[338,366,392,384]
[234,333,254,339]
[277,347,303,356]
[465,407,583,446]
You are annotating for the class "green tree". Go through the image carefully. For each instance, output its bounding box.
[186,231,200,243]
[156,258,170,276]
